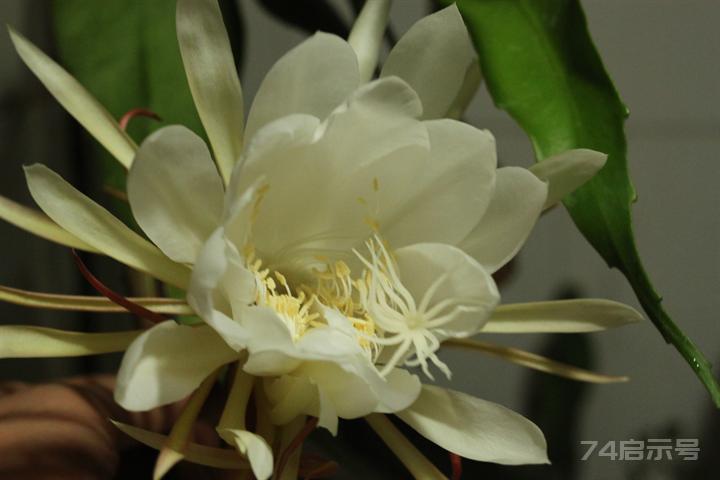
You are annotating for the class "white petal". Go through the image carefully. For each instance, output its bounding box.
[219,429,274,480]
[0,194,97,251]
[128,126,224,264]
[394,243,499,336]
[446,60,481,120]
[24,165,191,288]
[245,32,360,142]
[9,28,136,167]
[529,149,607,209]
[187,229,254,350]
[176,0,244,183]
[397,385,549,465]
[0,326,140,358]
[242,307,301,376]
[483,299,644,333]
[115,321,237,411]
[243,307,364,377]
[373,368,422,413]
[460,167,548,273]
[239,78,428,262]
[381,5,477,119]
[382,119,496,248]
[300,361,379,430]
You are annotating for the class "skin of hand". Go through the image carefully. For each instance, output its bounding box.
[0,375,229,480]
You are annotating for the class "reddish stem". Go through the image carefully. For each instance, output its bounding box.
[449,452,463,480]
[71,250,168,324]
[119,108,161,131]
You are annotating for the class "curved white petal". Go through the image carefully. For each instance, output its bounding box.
[243,307,365,377]
[483,299,644,333]
[381,5,477,119]
[219,429,273,480]
[115,321,237,411]
[529,149,607,209]
[300,361,380,434]
[239,78,428,265]
[242,307,302,376]
[128,126,224,264]
[394,243,499,337]
[245,32,360,142]
[373,368,422,413]
[25,164,190,288]
[460,166,548,273]
[177,0,244,183]
[397,385,549,465]
[382,119,496,248]
[187,229,255,350]
[9,28,136,167]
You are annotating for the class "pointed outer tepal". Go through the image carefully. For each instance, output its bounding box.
[0,194,98,252]
[529,149,608,210]
[382,119,496,248]
[445,338,629,383]
[244,33,360,143]
[0,326,140,358]
[216,366,274,480]
[154,369,220,480]
[187,229,254,351]
[459,166,548,274]
[446,60,482,120]
[393,243,500,337]
[365,414,446,480]
[482,298,644,333]
[111,421,249,470]
[114,321,237,411]
[128,126,225,264]
[347,0,391,82]
[176,0,244,184]
[24,164,191,288]
[8,28,136,167]
[397,385,549,465]
[381,4,477,119]
[0,284,193,315]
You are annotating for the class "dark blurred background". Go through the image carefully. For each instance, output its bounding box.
[0,1,719,478]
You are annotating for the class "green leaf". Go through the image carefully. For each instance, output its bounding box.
[52,0,204,208]
[450,0,720,406]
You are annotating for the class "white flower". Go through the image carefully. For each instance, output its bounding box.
[0,0,646,477]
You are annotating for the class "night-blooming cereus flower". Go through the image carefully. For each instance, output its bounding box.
[0,0,646,478]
